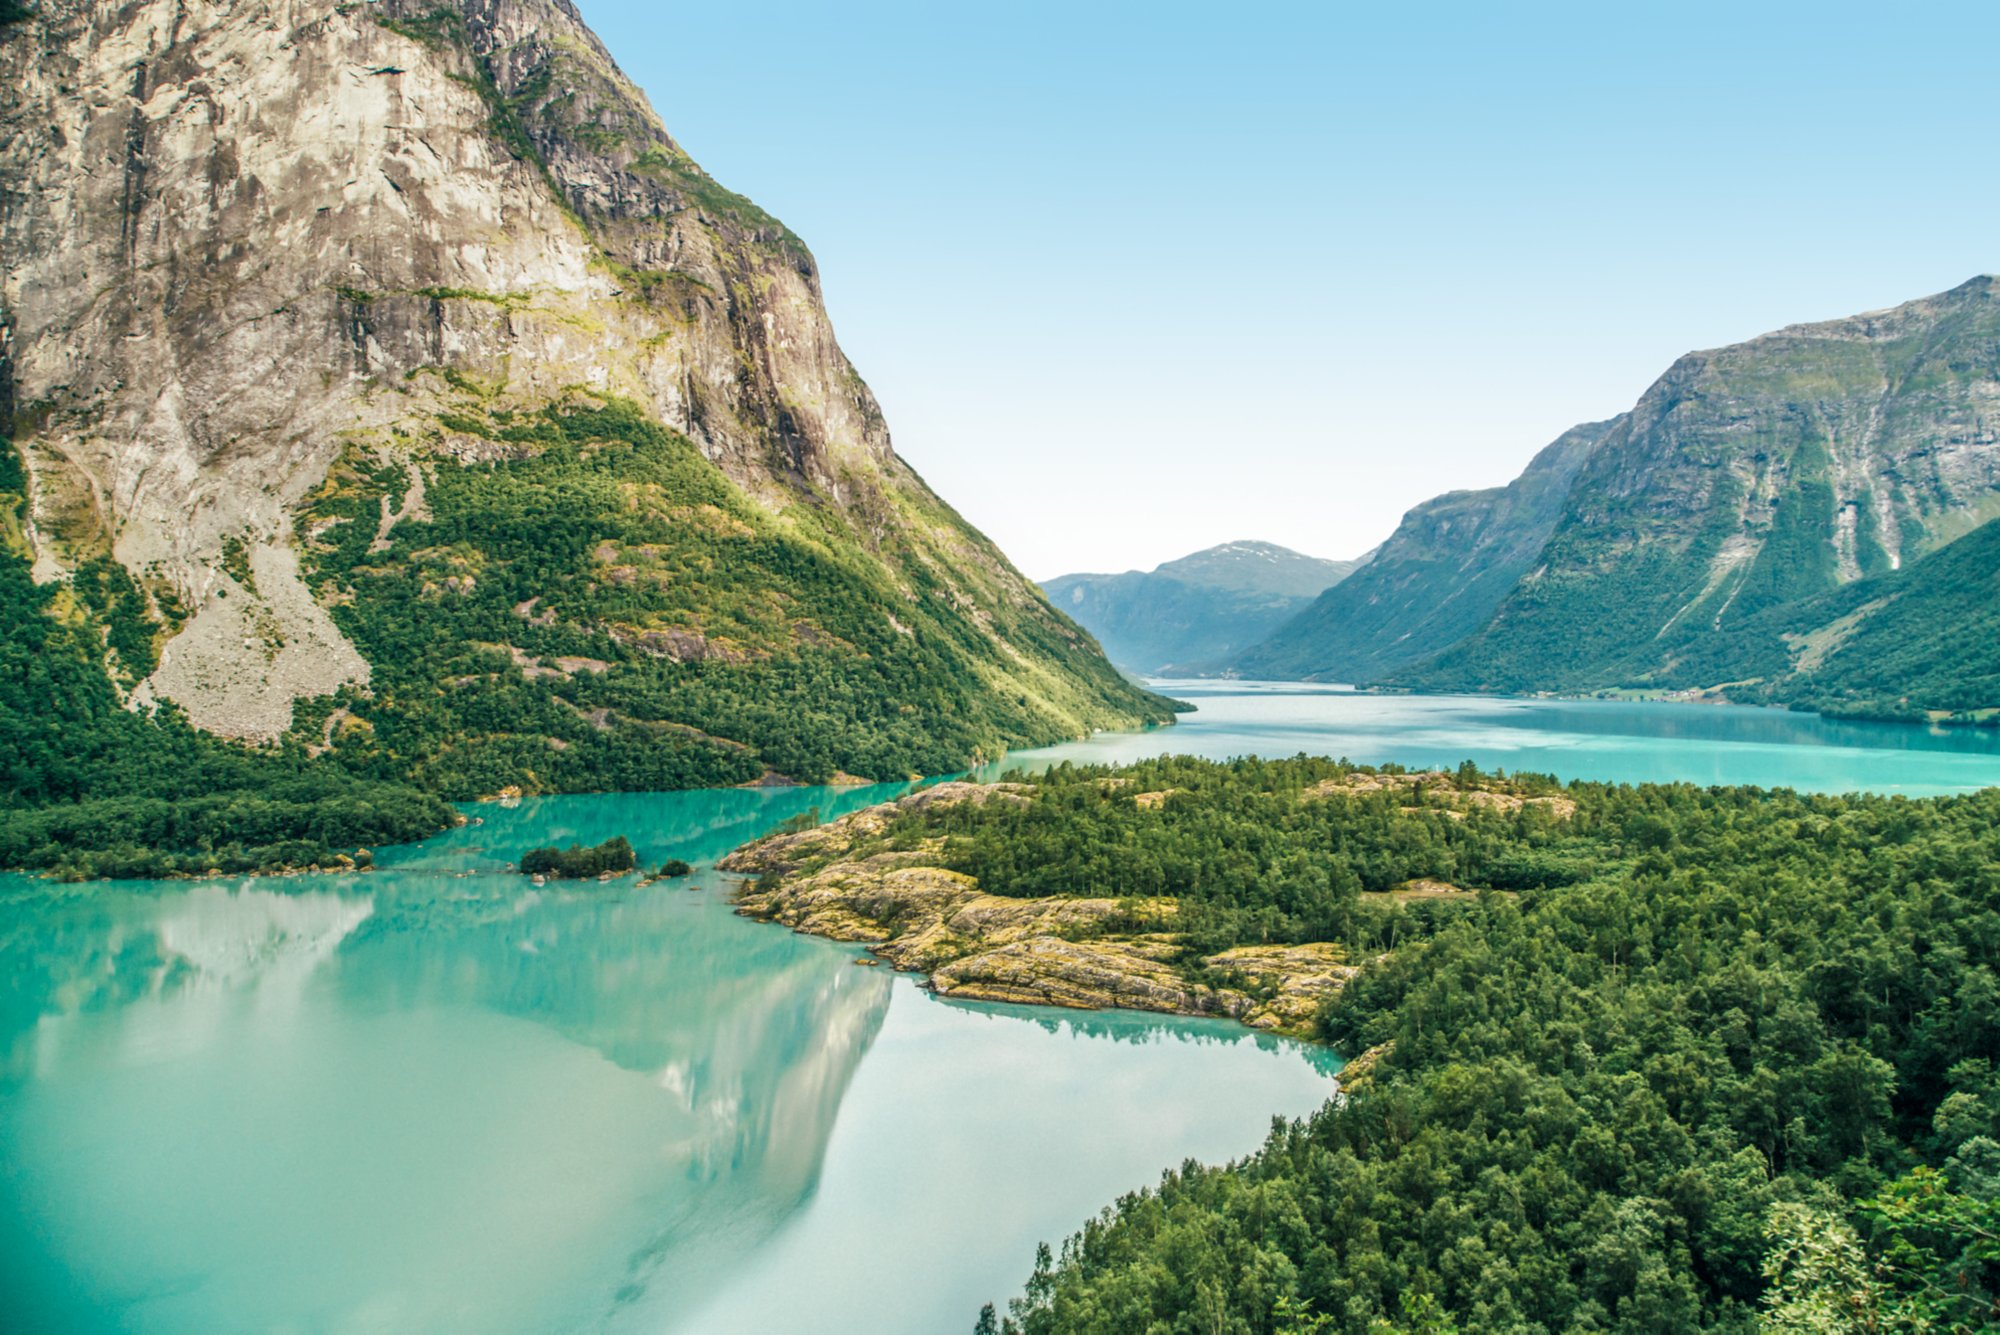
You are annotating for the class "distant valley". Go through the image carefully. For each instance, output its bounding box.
[1043,541,1368,675]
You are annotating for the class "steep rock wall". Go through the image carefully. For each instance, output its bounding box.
[0,0,1150,755]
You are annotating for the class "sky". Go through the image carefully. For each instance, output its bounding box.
[578,0,2000,580]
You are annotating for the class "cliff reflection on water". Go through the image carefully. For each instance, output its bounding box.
[0,785,900,1333]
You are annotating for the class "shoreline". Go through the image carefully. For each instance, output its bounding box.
[718,782,1362,1041]
[1157,675,2000,731]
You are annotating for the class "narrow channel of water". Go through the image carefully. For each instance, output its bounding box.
[984,681,2000,795]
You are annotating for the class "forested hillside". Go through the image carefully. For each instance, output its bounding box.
[0,0,1169,875]
[876,758,2000,1333]
[0,436,458,879]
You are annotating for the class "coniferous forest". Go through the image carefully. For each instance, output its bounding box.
[835,757,2000,1333]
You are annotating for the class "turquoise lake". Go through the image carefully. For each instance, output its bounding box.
[5,684,2000,1332]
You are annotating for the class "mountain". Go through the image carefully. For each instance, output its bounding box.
[0,0,1169,829]
[1232,421,1614,682]
[1407,277,2000,712]
[1764,514,2000,718]
[1043,541,1365,675]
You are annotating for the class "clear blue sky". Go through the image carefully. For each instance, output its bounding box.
[577,0,2000,579]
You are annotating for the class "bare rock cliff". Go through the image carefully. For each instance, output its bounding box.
[0,0,1136,749]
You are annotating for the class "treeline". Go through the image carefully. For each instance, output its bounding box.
[861,758,2000,1333]
[0,785,454,881]
[519,836,636,879]
[868,756,1595,958]
[0,405,1165,879]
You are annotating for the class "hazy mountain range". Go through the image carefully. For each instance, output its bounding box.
[1043,542,1367,675]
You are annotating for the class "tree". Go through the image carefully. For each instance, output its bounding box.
[1860,1167,2000,1331]
[1760,1201,1884,1334]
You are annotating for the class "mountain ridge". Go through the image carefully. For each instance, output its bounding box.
[0,0,1170,840]
[1045,541,1364,676]
[1233,420,1615,683]
[1223,276,2000,720]
[1403,275,2000,710]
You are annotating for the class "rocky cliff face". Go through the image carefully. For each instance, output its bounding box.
[1410,278,2000,697]
[1229,278,2000,714]
[1233,420,1614,683]
[0,0,1163,774]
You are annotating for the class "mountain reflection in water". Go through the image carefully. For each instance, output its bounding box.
[0,786,900,1333]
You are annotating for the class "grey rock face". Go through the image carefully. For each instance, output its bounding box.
[0,0,1045,736]
[1409,277,2000,693]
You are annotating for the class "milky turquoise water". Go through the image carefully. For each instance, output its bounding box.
[984,681,2000,796]
[0,784,1338,1334]
[3,686,1997,1333]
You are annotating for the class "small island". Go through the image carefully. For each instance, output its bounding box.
[519,836,637,879]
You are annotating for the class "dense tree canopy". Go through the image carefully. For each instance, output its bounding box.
[860,758,2000,1334]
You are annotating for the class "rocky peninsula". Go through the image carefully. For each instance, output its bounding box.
[721,782,1360,1037]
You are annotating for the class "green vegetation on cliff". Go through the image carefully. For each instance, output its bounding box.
[1770,517,2000,720]
[0,0,1171,878]
[0,398,1169,878]
[295,399,1170,797]
[1232,279,2000,719]
[1398,279,2000,717]
[909,758,2000,1333]
[0,441,457,880]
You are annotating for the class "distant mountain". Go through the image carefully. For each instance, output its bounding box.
[1044,542,1367,675]
[1231,276,2000,721]
[1408,277,2000,716]
[1233,420,1615,683]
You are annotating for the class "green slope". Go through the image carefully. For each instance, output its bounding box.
[0,0,1173,874]
[297,401,1169,794]
[1235,420,1612,682]
[1765,515,2000,720]
[1405,278,2000,702]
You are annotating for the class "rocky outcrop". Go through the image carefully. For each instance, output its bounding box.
[720,781,1033,875]
[0,0,1156,750]
[724,786,1357,1036]
[1302,770,1578,821]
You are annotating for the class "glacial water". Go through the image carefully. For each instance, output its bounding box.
[4,684,1998,1333]
[0,784,1339,1334]
[983,681,2000,796]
